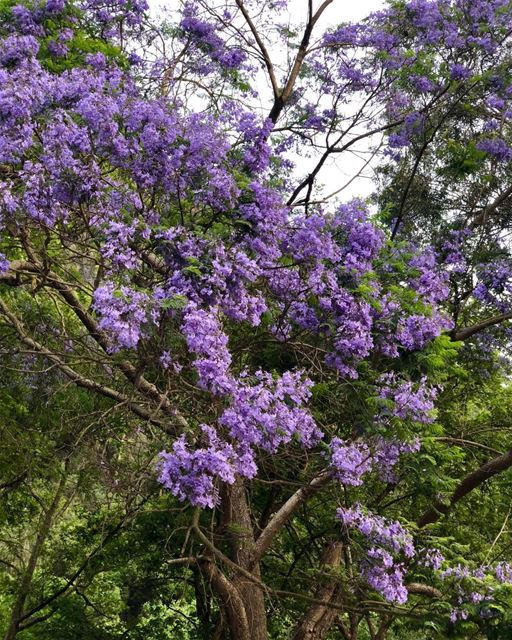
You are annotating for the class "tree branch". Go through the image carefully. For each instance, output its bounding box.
[252,470,331,567]
[268,0,334,124]
[452,312,512,341]
[405,583,442,599]
[417,448,512,528]
[0,299,170,431]
[3,466,68,640]
[235,0,279,99]
[470,183,512,228]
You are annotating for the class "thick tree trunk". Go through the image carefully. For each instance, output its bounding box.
[290,541,345,640]
[222,479,268,640]
[200,557,252,640]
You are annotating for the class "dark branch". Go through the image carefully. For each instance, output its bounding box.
[452,312,512,341]
[417,448,512,527]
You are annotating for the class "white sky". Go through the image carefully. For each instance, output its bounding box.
[289,0,385,24]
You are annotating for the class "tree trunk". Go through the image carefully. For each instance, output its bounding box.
[222,479,268,640]
[200,556,252,640]
[290,541,345,640]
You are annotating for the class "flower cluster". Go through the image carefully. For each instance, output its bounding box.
[181,304,234,395]
[329,438,373,486]
[474,259,512,312]
[329,437,420,486]
[219,370,322,453]
[158,369,321,507]
[337,505,415,603]
[158,426,256,508]
[372,438,421,483]
[180,3,248,73]
[93,283,157,351]
[408,248,450,304]
[376,373,438,425]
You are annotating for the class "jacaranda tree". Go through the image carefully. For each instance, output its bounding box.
[2,0,512,638]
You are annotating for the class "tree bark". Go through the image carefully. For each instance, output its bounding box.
[290,541,345,640]
[199,556,252,640]
[253,471,331,568]
[222,479,268,640]
[452,312,512,341]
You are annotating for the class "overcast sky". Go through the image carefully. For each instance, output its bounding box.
[290,0,385,24]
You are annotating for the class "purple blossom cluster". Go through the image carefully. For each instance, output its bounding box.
[181,304,234,395]
[334,201,385,278]
[158,426,256,508]
[337,505,415,557]
[376,373,438,425]
[372,438,421,483]
[396,311,454,350]
[441,229,471,274]
[473,259,512,312]
[0,254,9,274]
[93,283,157,351]
[180,3,248,73]
[495,561,512,583]
[219,370,322,452]
[326,374,436,488]
[158,369,321,507]
[329,438,373,485]
[408,248,450,304]
[337,505,415,603]
[388,113,426,152]
[477,138,512,162]
[419,547,445,570]
[81,0,148,31]
[271,200,452,378]
[328,437,420,486]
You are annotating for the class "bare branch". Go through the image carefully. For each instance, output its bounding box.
[268,0,334,123]
[235,0,279,99]
[470,183,512,228]
[406,583,442,599]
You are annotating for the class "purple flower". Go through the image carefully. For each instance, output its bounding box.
[450,64,471,80]
[477,138,512,162]
[376,373,438,424]
[158,426,257,508]
[181,304,234,395]
[0,254,9,274]
[329,438,373,485]
[93,282,158,351]
[219,370,322,452]
[337,505,415,603]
